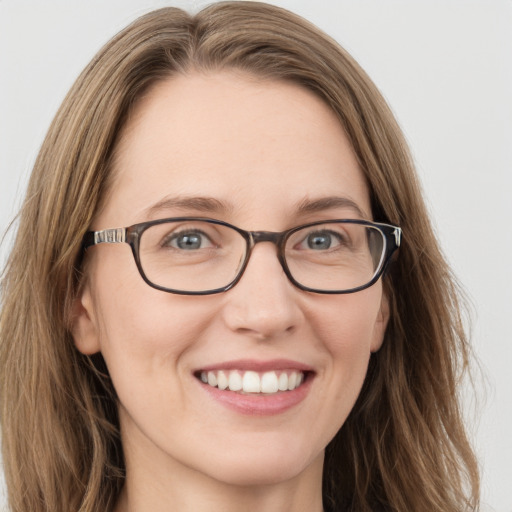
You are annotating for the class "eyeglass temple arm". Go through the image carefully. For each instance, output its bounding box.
[392,227,402,248]
[82,228,127,249]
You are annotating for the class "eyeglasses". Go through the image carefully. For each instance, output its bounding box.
[83,217,401,295]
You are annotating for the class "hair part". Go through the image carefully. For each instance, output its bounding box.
[0,2,479,511]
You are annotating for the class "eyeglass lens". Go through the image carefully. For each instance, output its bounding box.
[138,220,386,293]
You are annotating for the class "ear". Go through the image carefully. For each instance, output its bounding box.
[70,281,101,355]
[371,292,390,353]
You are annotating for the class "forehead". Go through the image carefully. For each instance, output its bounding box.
[98,71,370,229]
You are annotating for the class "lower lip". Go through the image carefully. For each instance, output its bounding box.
[198,376,313,416]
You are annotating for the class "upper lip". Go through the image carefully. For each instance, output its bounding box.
[196,359,315,373]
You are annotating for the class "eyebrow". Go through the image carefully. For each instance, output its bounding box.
[143,194,368,221]
[144,195,233,218]
[295,196,368,219]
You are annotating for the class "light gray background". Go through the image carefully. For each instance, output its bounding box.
[0,1,511,510]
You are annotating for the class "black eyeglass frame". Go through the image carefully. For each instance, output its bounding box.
[83,217,402,295]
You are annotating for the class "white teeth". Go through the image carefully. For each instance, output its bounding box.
[217,370,228,390]
[287,372,297,391]
[207,371,217,387]
[200,370,305,394]
[278,372,288,391]
[228,371,243,391]
[261,371,279,393]
[242,371,260,393]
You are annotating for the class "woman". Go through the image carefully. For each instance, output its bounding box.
[0,2,480,511]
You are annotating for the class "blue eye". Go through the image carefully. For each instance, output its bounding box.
[166,231,213,250]
[302,230,342,250]
[307,232,333,250]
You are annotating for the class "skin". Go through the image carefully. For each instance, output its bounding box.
[72,71,389,512]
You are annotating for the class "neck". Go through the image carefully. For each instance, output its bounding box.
[115,473,324,512]
[114,426,325,512]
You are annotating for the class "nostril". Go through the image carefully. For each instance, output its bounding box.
[221,300,301,340]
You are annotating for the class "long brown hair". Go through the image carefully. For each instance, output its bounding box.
[0,3,479,511]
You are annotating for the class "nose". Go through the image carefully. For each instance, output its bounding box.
[220,243,304,340]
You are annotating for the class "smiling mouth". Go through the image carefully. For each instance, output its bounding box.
[195,369,309,395]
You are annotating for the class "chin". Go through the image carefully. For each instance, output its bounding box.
[208,464,307,488]
[192,441,324,488]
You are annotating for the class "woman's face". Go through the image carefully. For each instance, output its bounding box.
[73,72,388,488]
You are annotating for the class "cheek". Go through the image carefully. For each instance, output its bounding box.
[312,287,383,356]
[89,251,216,386]
[289,291,383,450]
[92,287,218,435]
[309,288,383,404]
[95,289,209,369]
